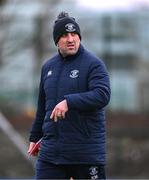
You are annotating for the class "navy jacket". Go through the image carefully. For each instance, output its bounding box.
[29,45,110,165]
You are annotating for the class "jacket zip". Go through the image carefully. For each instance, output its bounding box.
[55,61,65,137]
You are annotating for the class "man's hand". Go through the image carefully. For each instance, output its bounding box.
[28,142,37,156]
[50,99,68,122]
[28,141,41,156]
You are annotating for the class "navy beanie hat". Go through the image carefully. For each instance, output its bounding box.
[53,12,81,45]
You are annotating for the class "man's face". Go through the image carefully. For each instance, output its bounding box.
[57,32,80,57]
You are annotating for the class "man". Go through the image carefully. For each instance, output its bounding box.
[28,12,111,179]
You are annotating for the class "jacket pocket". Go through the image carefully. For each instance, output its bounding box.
[79,113,91,138]
[68,110,91,138]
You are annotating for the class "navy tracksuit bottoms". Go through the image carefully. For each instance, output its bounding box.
[35,159,106,179]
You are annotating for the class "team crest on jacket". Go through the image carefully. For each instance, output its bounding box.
[47,70,52,77]
[70,70,79,78]
[65,23,76,32]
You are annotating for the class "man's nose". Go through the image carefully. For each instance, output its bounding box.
[67,33,74,41]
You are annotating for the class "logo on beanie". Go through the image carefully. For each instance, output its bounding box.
[65,23,76,32]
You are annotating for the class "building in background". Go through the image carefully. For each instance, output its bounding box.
[73,6,149,113]
[0,0,58,113]
[0,0,149,113]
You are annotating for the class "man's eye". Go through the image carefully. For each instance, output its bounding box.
[62,34,67,37]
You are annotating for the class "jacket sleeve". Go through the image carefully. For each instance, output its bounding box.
[64,61,111,111]
[29,67,45,142]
